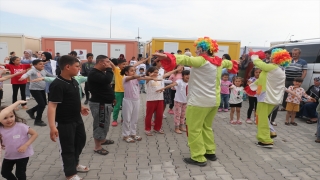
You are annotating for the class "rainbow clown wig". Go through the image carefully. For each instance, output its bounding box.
[194,37,219,53]
[271,48,291,67]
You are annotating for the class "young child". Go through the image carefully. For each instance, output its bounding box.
[138,68,146,94]
[285,77,313,126]
[145,66,183,136]
[219,73,232,112]
[157,70,190,134]
[168,65,183,114]
[0,56,31,110]
[245,68,261,124]
[19,59,56,126]
[0,100,38,180]
[229,77,244,125]
[121,66,161,142]
[47,55,90,180]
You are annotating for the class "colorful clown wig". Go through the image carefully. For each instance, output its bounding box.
[271,48,291,67]
[194,37,219,53]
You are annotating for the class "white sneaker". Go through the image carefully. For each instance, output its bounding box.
[163,114,167,119]
[26,96,30,100]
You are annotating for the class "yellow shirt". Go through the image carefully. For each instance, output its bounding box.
[114,67,124,92]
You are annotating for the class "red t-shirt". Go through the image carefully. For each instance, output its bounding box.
[5,64,31,84]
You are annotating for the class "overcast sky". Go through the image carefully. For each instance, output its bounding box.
[0,0,319,47]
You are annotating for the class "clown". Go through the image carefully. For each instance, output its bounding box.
[153,37,238,166]
[249,48,291,148]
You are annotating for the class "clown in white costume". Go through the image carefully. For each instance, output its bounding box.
[153,37,238,166]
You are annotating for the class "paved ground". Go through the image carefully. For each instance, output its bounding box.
[1,83,320,180]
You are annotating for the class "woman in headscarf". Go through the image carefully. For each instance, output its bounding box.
[221,54,236,82]
[21,49,35,100]
[238,54,254,101]
[41,52,56,98]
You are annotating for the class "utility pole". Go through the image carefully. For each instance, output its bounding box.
[136,28,142,55]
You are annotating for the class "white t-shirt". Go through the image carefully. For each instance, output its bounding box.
[174,79,188,103]
[129,60,137,66]
[229,85,244,104]
[146,77,164,101]
[158,67,165,87]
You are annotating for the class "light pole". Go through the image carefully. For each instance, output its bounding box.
[136,28,142,55]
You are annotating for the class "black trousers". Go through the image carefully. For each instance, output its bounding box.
[268,105,279,122]
[169,89,176,109]
[282,80,293,108]
[12,84,27,106]
[84,82,90,100]
[1,157,29,180]
[57,120,86,177]
[30,90,47,121]
[0,89,3,107]
[247,96,257,118]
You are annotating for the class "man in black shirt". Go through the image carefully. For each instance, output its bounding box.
[47,55,90,180]
[88,55,115,155]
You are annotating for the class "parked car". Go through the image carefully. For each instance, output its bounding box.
[268,41,320,90]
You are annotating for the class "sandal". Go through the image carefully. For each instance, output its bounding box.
[285,122,290,126]
[306,120,317,124]
[77,165,90,172]
[67,175,83,180]
[145,131,153,136]
[123,136,135,143]
[271,122,277,126]
[280,108,286,111]
[236,120,242,125]
[130,135,142,141]
[94,148,109,155]
[315,139,320,143]
[290,122,298,126]
[175,128,182,134]
[246,119,253,124]
[101,139,114,145]
[154,129,165,134]
[230,120,237,125]
[179,127,186,132]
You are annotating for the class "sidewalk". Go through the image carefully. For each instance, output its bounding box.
[1,84,320,180]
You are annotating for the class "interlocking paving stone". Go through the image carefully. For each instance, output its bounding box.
[1,83,320,180]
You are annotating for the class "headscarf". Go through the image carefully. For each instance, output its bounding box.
[42,52,52,61]
[21,49,33,64]
[240,54,251,70]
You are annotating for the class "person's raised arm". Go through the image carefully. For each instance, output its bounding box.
[152,53,206,68]
[0,70,26,82]
[163,66,184,79]
[156,82,178,93]
[133,57,149,68]
[0,100,27,120]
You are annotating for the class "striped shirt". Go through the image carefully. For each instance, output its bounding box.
[285,59,307,81]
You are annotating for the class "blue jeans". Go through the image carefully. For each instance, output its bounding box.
[219,94,229,109]
[25,82,30,97]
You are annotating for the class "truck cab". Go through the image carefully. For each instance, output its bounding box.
[268,41,320,90]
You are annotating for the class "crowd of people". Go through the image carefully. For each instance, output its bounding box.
[0,38,319,179]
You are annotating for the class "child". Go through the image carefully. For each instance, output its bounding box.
[219,73,232,112]
[246,68,261,124]
[47,55,90,180]
[168,65,183,114]
[138,68,146,93]
[285,77,313,126]
[112,58,148,126]
[229,77,244,125]
[157,70,190,134]
[81,53,95,105]
[0,56,31,110]
[0,100,38,180]
[121,66,161,142]
[0,68,27,107]
[19,59,56,126]
[145,66,183,136]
